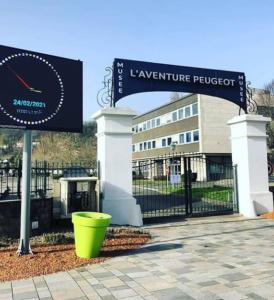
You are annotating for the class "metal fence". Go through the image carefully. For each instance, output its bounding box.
[133,154,238,221]
[0,160,97,201]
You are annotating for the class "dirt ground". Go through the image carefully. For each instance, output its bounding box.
[0,230,150,282]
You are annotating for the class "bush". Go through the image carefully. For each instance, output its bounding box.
[40,233,74,245]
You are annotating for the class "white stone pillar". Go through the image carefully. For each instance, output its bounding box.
[92,107,143,226]
[228,114,273,217]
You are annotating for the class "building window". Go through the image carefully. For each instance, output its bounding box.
[135,126,138,133]
[152,141,156,148]
[132,145,135,152]
[148,141,151,149]
[144,142,147,150]
[186,132,192,143]
[179,133,185,144]
[162,139,166,147]
[143,123,146,131]
[178,108,184,119]
[185,106,191,118]
[139,143,143,151]
[193,130,199,141]
[172,111,177,122]
[192,103,198,115]
[167,137,172,145]
[147,120,151,130]
[152,119,155,128]
[156,118,161,126]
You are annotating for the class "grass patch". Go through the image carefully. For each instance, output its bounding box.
[164,186,233,202]
[133,179,233,202]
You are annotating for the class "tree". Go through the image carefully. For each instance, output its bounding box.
[0,121,97,163]
[256,80,274,158]
[32,122,97,163]
[170,92,183,102]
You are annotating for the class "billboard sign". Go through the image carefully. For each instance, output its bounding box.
[113,58,246,111]
[0,45,83,132]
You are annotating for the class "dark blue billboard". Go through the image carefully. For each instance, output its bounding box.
[113,58,246,111]
[0,45,83,132]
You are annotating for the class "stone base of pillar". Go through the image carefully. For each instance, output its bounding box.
[228,114,273,219]
[103,197,143,226]
[252,191,273,216]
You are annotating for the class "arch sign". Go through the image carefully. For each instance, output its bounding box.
[0,44,83,132]
[113,58,246,112]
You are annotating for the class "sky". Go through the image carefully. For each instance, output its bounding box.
[1,0,274,121]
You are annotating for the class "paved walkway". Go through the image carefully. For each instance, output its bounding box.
[1,215,274,300]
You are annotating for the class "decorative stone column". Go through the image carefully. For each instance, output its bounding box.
[92,107,143,226]
[228,114,273,217]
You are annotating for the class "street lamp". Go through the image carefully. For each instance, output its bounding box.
[170,141,177,152]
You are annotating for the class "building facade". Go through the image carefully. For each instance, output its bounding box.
[132,93,241,179]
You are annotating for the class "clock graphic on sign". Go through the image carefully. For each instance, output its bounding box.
[0,52,64,125]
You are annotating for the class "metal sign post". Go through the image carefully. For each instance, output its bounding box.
[17,130,32,255]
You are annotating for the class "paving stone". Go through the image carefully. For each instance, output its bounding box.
[222,264,236,269]
[153,287,195,300]
[220,272,250,282]
[0,288,12,294]
[144,296,158,300]
[116,275,133,282]
[93,272,115,279]
[12,279,34,288]
[217,290,247,300]
[34,281,47,288]
[171,266,193,274]
[127,272,151,279]
[13,291,38,300]
[111,288,138,299]
[36,289,51,298]
[237,260,255,266]
[246,293,268,300]
[87,278,100,285]
[101,296,116,300]
[96,287,112,297]
[134,276,173,292]
[77,267,88,272]
[109,285,132,291]
[121,297,144,300]
[198,280,219,287]
[0,296,13,300]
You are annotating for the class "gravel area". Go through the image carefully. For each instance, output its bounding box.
[0,228,150,281]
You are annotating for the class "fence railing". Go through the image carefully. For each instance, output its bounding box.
[0,160,97,201]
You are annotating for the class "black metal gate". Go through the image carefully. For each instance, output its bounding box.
[133,154,238,222]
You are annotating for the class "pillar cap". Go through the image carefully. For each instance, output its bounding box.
[227,114,271,126]
[92,107,137,120]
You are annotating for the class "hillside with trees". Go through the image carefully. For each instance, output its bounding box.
[0,121,97,163]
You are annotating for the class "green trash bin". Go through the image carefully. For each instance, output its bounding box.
[72,211,111,258]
